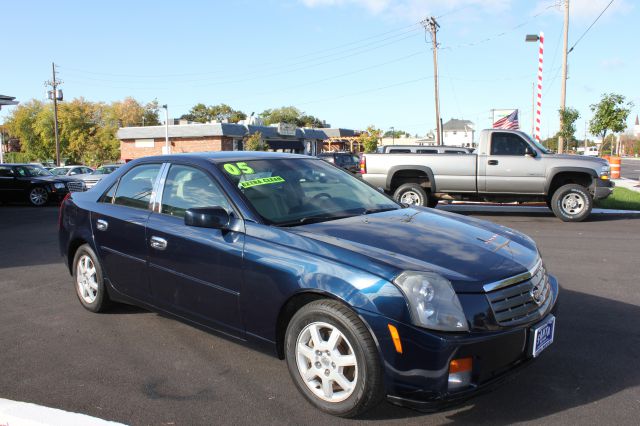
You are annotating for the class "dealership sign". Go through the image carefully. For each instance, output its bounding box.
[277,122,297,136]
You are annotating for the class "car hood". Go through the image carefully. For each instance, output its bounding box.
[287,207,539,293]
[547,153,608,165]
[27,175,75,183]
[73,173,106,181]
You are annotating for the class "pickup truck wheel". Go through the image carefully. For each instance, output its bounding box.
[550,184,593,222]
[393,183,427,207]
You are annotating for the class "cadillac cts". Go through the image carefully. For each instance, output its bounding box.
[59,152,558,417]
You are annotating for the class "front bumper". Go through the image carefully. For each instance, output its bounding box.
[357,275,559,411]
[592,177,614,200]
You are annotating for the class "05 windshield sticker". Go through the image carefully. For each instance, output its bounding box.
[239,176,285,189]
[223,162,255,175]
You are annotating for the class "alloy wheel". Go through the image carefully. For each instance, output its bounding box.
[561,193,585,215]
[295,322,358,403]
[29,187,48,206]
[76,255,98,304]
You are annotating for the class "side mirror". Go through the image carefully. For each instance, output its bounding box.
[525,146,537,157]
[184,207,230,229]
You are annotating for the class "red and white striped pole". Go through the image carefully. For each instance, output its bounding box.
[534,32,544,142]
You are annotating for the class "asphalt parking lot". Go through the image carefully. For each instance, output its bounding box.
[1,205,639,425]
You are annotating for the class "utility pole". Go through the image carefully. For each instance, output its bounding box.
[422,17,442,145]
[558,0,570,154]
[390,126,395,145]
[44,63,63,166]
[162,104,170,154]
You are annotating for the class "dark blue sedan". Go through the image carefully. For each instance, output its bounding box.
[59,152,558,417]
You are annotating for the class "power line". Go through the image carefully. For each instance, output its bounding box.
[568,0,615,53]
[59,22,421,80]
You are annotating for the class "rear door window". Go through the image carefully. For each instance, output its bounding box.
[113,164,162,209]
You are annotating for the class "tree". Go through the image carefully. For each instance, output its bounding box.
[259,106,326,127]
[383,129,409,138]
[358,126,382,153]
[557,107,580,151]
[243,131,269,151]
[541,135,558,152]
[181,103,246,123]
[589,93,633,154]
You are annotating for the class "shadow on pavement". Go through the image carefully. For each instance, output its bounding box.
[361,288,640,422]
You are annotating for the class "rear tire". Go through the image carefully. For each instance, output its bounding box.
[550,184,592,222]
[393,183,428,207]
[72,244,110,312]
[285,300,384,418]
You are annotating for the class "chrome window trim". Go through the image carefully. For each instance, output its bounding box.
[150,162,170,213]
[483,257,543,293]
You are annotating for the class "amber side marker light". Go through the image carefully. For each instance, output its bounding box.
[387,324,403,354]
[448,357,473,391]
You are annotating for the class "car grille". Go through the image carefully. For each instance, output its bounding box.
[66,181,86,192]
[486,263,552,327]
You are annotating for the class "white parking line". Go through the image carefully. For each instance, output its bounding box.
[0,398,126,426]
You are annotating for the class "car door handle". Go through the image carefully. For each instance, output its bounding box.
[488,160,499,165]
[150,236,168,251]
[96,219,109,231]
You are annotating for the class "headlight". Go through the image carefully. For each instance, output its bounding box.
[54,182,66,189]
[600,165,610,177]
[394,271,469,332]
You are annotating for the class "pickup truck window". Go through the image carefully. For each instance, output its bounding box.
[389,149,412,154]
[490,133,529,156]
[417,149,437,154]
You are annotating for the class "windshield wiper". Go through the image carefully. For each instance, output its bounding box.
[277,214,355,227]
[361,207,399,215]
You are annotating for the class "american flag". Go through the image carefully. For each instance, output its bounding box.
[493,110,520,130]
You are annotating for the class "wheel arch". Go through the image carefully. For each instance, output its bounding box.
[386,166,436,193]
[546,167,596,197]
[274,290,384,362]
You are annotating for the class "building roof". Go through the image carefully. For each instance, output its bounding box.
[442,119,474,131]
[117,123,347,140]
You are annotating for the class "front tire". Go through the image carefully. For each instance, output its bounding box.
[72,244,110,312]
[285,300,383,418]
[550,184,593,222]
[28,186,49,207]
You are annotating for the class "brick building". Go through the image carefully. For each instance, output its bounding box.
[117,122,341,161]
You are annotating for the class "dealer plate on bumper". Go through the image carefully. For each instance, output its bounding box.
[531,315,555,358]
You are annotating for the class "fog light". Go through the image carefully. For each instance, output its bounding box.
[448,357,472,391]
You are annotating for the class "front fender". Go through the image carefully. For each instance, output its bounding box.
[241,223,411,343]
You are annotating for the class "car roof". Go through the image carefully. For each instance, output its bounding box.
[134,151,314,164]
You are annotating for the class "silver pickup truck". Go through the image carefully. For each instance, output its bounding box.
[361,129,613,222]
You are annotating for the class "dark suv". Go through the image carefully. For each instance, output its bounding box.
[318,152,360,174]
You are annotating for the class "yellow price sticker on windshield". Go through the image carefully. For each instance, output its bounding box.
[239,176,285,189]
[224,162,255,175]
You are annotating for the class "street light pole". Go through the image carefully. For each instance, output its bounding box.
[162,104,170,154]
[558,0,570,154]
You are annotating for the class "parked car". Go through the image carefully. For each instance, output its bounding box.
[71,164,123,190]
[50,165,94,177]
[377,145,473,154]
[317,152,360,174]
[0,163,72,206]
[59,152,558,417]
[361,129,613,222]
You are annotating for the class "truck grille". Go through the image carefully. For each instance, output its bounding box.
[486,264,552,327]
[66,181,86,192]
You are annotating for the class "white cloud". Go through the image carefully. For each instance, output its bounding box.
[300,0,512,21]
[600,57,625,69]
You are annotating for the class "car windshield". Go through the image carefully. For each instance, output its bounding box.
[93,166,116,175]
[16,165,53,177]
[524,133,553,154]
[219,158,400,226]
[50,167,69,175]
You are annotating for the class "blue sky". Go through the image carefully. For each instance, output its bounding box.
[1,0,637,139]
